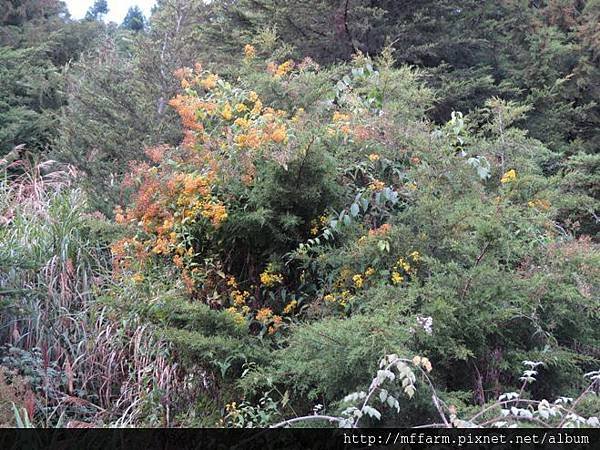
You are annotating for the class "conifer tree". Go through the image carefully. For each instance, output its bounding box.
[122,6,145,31]
[85,0,109,21]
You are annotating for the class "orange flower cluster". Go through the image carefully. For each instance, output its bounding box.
[114,53,317,333]
[267,60,295,78]
[255,307,283,335]
[169,63,293,186]
[111,162,227,293]
[368,223,392,237]
[110,236,148,275]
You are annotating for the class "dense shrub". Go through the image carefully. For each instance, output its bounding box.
[108,43,598,427]
[1,4,598,429]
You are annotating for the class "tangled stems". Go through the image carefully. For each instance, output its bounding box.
[269,355,600,429]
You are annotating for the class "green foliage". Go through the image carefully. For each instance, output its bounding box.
[122,6,145,32]
[0,0,105,156]
[54,37,180,214]
[1,0,599,430]
[85,0,108,22]
[0,46,61,154]
[0,162,182,427]
[264,311,411,402]
[222,141,342,277]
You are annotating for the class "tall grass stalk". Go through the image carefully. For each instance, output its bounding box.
[0,159,179,427]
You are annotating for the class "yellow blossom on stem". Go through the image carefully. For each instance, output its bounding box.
[251,99,262,116]
[500,169,517,184]
[270,125,287,143]
[332,111,351,122]
[352,274,364,288]
[200,74,218,90]
[232,290,249,306]
[368,180,385,191]
[368,153,380,162]
[256,307,273,323]
[234,117,250,128]
[391,271,404,285]
[221,103,233,121]
[275,60,294,77]
[260,265,283,287]
[409,251,421,262]
[283,300,298,315]
[397,258,411,272]
[131,273,145,283]
[244,44,256,60]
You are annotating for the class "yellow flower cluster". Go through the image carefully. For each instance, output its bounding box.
[270,125,288,143]
[201,202,228,227]
[226,307,247,326]
[231,289,250,306]
[174,65,220,93]
[391,251,421,285]
[368,179,386,191]
[131,273,145,283]
[397,258,411,272]
[324,290,352,308]
[283,300,298,315]
[368,153,380,162]
[500,169,517,184]
[391,271,404,285]
[352,274,364,288]
[528,198,551,210]
[228,95,289,150]
[172,62,292,163]
[324,264,381,310]
[308,215,328,236]
[332,111,351,122]
[412,355,433,373]
[255,307,283,334]
[409,251,421,262]
[328,111,353,135]
[201,74,218,90]
[244,44,256,60]
[225,275,251,326]
[174,174,228,228]
[221,103,233,120]
[225,402,238,413]
[256,307,273,323]
[260,264,284,287]
[274,60,294,77]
